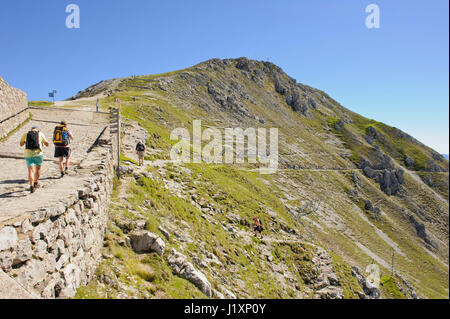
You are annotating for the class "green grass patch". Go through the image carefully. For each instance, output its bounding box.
[28,100,54,107]
[380,275,407,299]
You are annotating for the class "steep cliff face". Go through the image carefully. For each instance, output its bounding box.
[74,58,448,299]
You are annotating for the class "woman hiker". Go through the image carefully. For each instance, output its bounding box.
[19,125,50,193]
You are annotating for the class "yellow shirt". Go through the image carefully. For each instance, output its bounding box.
[20,130,48,157]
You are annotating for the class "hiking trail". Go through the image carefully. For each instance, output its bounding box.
[0,106,108,225]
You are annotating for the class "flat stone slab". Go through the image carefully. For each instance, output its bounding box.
[0,269,39,299]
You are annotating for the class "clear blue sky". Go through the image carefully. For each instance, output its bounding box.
[1,0,448,153]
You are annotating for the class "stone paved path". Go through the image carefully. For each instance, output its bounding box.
[0,269,39,299]
[0,107,108,224]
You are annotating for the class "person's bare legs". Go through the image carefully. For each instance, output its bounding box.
[65,156,70,171]
[34,166,42,186]
[28,166,35,187]
[58,157,64,172]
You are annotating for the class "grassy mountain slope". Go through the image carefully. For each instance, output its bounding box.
[74,58,448,299]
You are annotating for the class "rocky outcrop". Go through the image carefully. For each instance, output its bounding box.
[404,156,415,168]
[396,274,419,299]
[273,74,318,116]
[360,149,405,196]
[407,214,439,251]
[167,248,212,297]
[364,200,381,219]
[130,230,165,256]
[351,266,381,299]
[363,166,404,196]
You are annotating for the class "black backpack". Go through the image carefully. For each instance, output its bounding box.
[136,143,145,151]
[26,131,40,150]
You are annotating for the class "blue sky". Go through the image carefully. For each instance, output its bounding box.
[0,0,448,153]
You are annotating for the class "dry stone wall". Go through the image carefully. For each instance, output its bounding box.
[0,139,115,298]
[0,77,29,138]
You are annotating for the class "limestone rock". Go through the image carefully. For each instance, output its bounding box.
[60,263,81,298]
[351,266,381,299]
[167,248,212,297]
[21,219,33,234]
[158,226,170,241]
[0,227,18,251]
[13,239,32,265]
[130,230,165,256]
[17,259,46,289]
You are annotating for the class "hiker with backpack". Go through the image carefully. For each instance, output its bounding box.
[19,126,49,193]
[53,120,74,177]
[253,216,264,238]
[136,140,146,166]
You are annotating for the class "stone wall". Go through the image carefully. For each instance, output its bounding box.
[0,77,29,138]
[0,138,114,298]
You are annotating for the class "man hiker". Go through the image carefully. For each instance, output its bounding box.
[53,120,74,177]
[253,216,263,238]
[19,126,49,193]
[96,98,99,112]
[136,140,146,166]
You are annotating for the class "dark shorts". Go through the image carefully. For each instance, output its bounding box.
[54,147,71,158]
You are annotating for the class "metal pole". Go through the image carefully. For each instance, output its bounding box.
[117,103,121,179]
[391,250,395,278]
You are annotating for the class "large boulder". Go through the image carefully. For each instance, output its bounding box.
[351,266,381,299]
[13,239,32,265]
[0,227,17,251]
[17,259,47,290]
[130,230,165,256]
[167,249,212,297]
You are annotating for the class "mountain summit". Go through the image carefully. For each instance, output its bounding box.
[72,58,448,299]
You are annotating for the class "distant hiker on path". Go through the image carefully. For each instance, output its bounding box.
[19,126,49,193]
[136,140,146,166]
[253,216,263,238]
[96,98,99,112]
[53,120,74,177]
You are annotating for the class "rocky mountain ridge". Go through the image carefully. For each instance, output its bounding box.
[72,58,448,299]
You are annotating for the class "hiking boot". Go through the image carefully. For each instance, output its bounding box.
[64,166,69,174]
[29,186,35,193]
[61,171,65,178]
[34,182,39,189]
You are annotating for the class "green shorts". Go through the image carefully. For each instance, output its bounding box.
[25,155,44,167]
